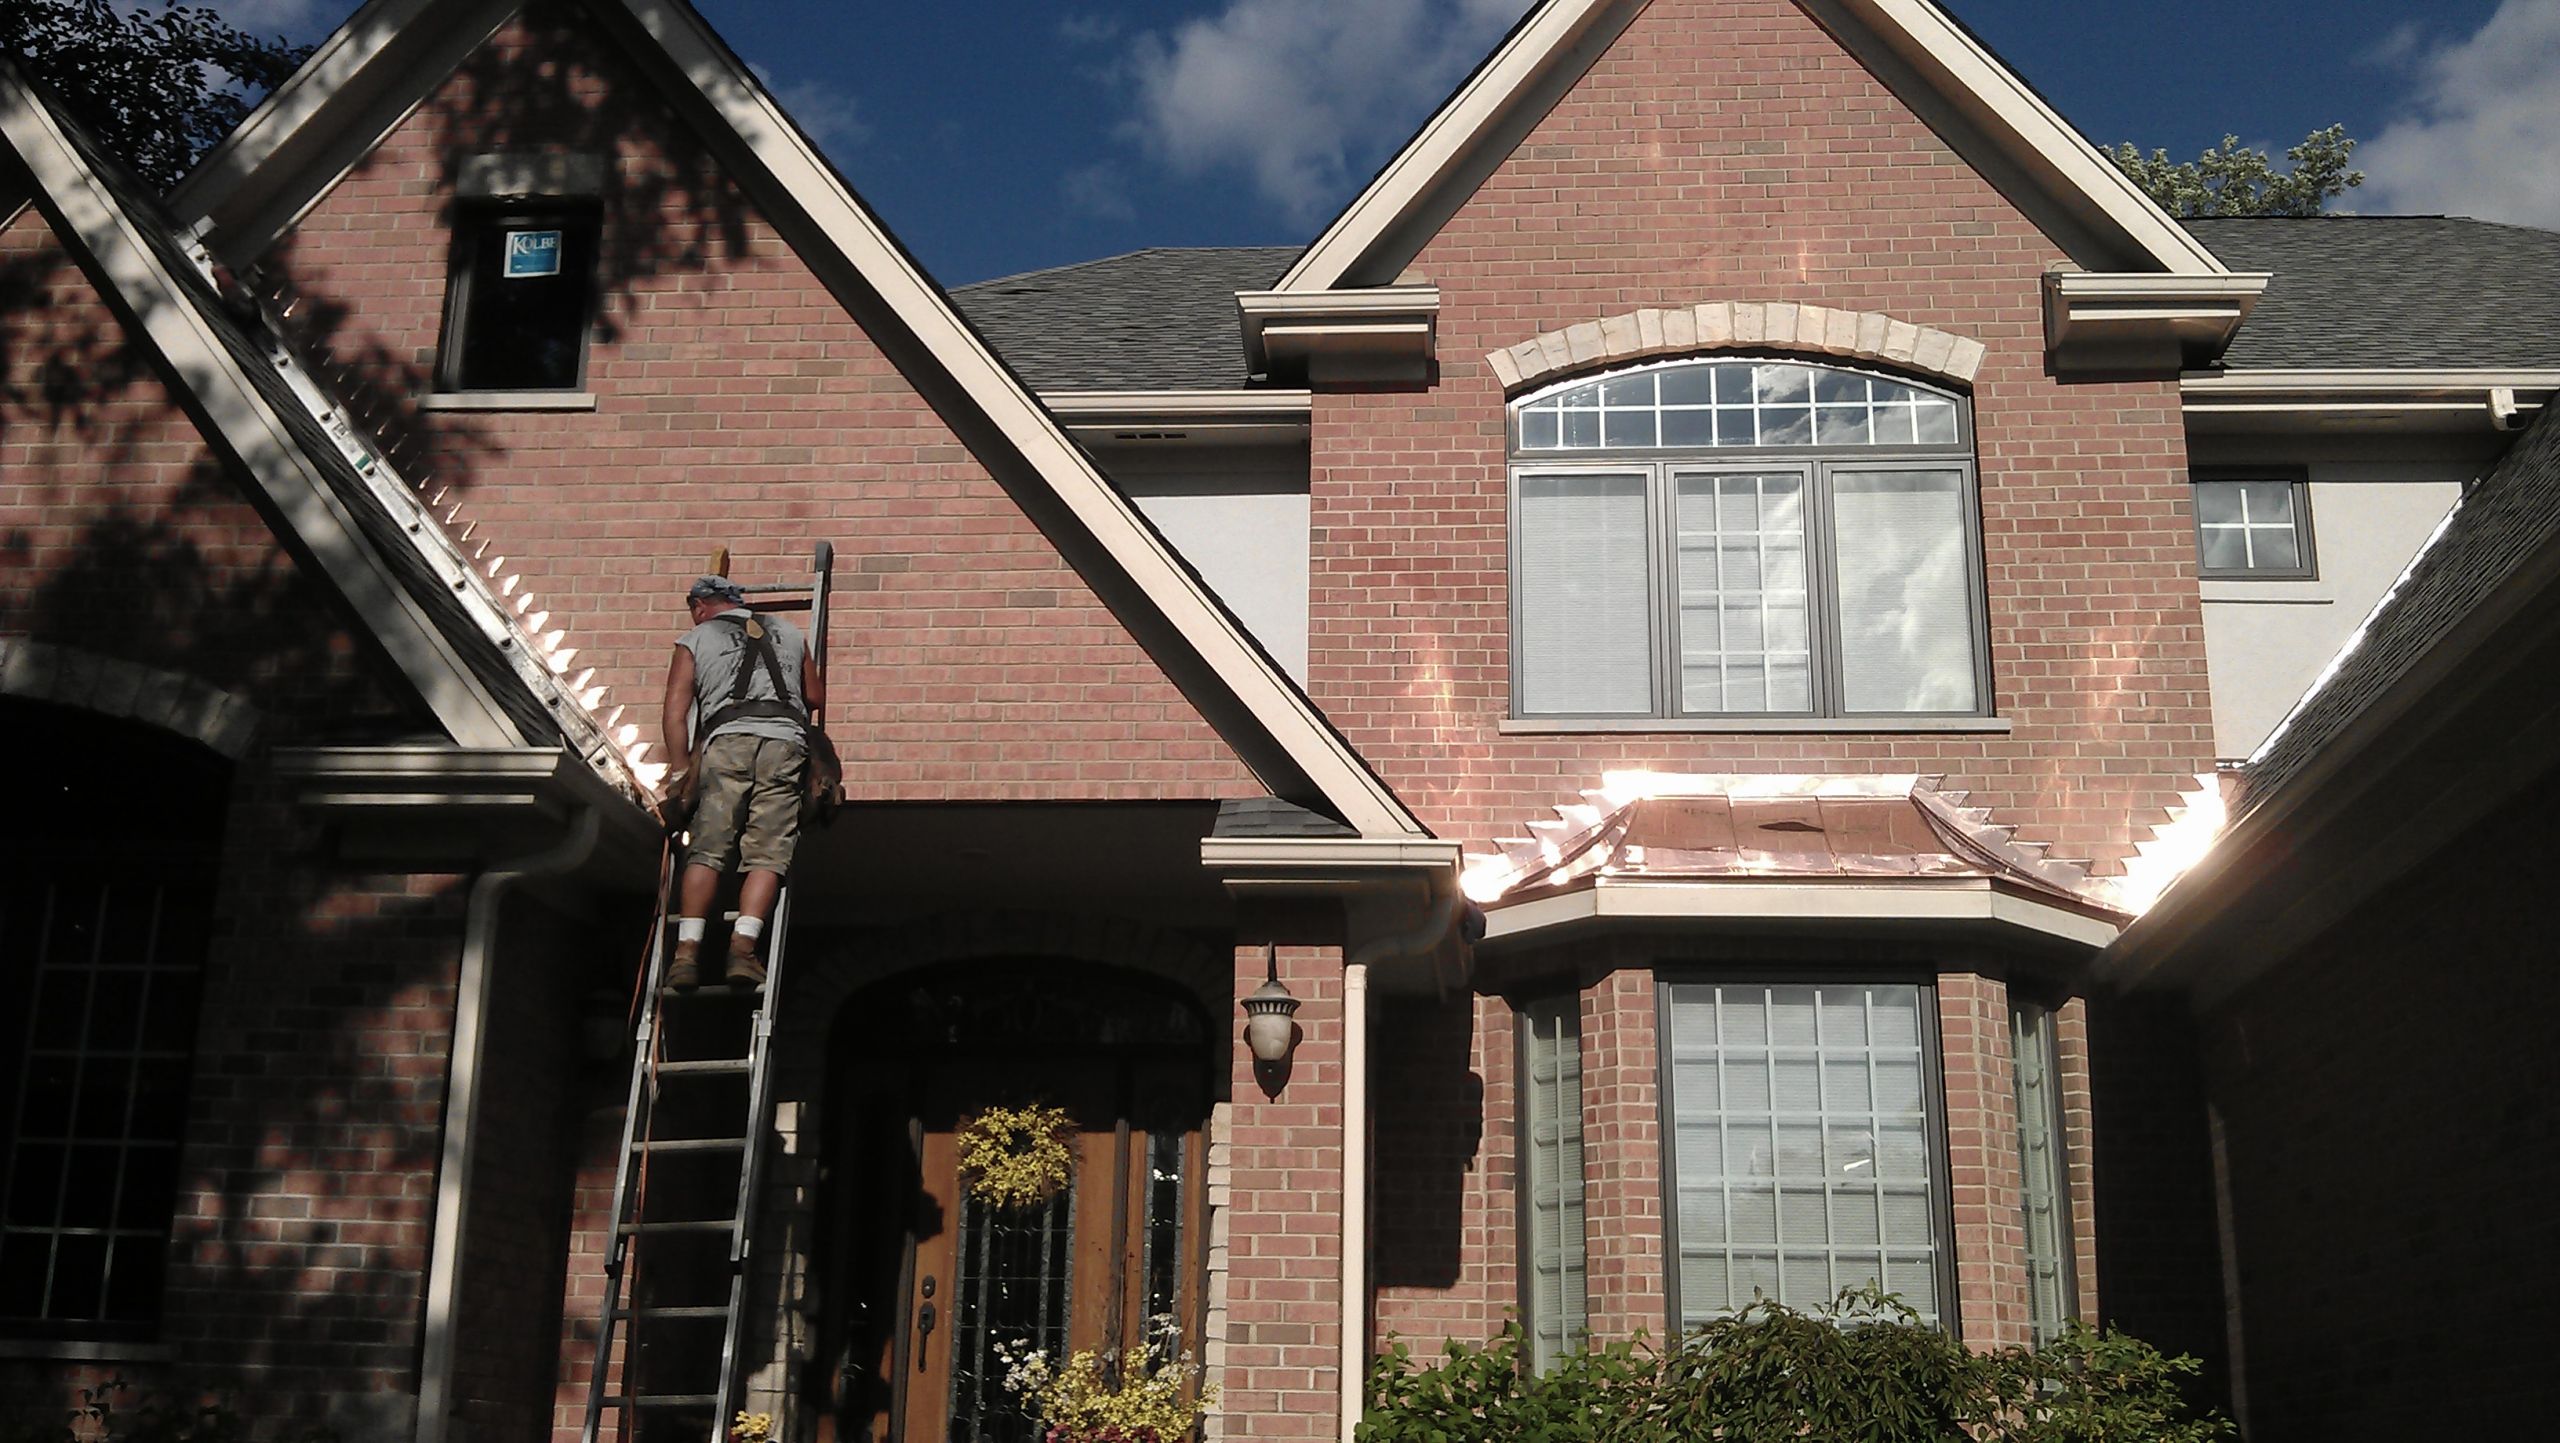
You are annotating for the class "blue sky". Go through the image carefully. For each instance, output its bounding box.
[210,0,2558,286]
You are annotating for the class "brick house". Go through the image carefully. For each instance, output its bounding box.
[2,1,2552,1441]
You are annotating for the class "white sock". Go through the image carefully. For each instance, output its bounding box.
[677,917,707,944]
[734,916,765,941]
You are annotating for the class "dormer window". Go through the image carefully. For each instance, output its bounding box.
[1507,358,1988,722]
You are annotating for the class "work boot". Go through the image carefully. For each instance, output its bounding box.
[725,931,767,991]
[666,938,703,992]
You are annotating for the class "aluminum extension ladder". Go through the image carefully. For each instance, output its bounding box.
[580,542,835,1443]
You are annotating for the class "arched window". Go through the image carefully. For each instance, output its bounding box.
[1508,357,1988,721]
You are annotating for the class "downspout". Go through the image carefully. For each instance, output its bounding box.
[1338,885,1478,1442]
[416,804,604,1443]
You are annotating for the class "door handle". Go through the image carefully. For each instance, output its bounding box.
[915,1274,937,1370]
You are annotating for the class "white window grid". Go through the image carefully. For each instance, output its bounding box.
[1675,471,1813,713]
[1662,982,1946,1328]
[1521,999,1588,1371]
[1517,359,1964,452]
[2194,477,2311,577]
[2009,1002,2075,1347]
[2,875,205,1336]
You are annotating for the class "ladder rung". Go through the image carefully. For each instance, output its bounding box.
[652,1058,750,1076]
[616,1218,736,1235]
[619,1304,731,1321]
[620,1395,718,1409]
[635,1137,747,1154]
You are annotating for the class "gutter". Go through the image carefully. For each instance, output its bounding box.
[416,803,606,1443]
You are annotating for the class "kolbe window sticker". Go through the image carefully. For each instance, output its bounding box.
[503,229,563,279]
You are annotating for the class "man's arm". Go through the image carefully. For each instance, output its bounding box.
[661,643,697,772]
[801,642,827,732]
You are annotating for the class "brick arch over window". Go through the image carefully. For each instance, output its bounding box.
[1485,302,1988,393]
[0,637,262,757]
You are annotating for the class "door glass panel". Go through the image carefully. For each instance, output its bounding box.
[949,1187,1074,1443]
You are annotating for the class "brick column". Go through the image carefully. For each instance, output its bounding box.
[1215,943,1345,1441]
[2053,996,2101,1326]
[1578,966,1664,1339]
[1937,972,2031,1350]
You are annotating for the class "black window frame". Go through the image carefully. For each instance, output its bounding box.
[433,202,602,394]
[1506,356,1992,723]
[2191,467,2317,581]
[1654,968,1961,1339]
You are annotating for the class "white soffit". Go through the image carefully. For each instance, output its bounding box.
[1277,0,2229,297]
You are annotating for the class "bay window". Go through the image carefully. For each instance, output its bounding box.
[1510,359,1988,721]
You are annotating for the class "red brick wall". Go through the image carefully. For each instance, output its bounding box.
[1578,967,1666,1339]
[1937,973,2030,1349]
[1304,0,2211,868]
[2188,772,2560,1441]
[254,3,1254,801]
[161,767,468,1438]
[0,184,421,737]
[1371,992,1516,1350]
[1219,943,1347,1440]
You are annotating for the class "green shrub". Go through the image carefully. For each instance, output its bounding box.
[1360,1290,2233,1443]
[1,1378,338,1443]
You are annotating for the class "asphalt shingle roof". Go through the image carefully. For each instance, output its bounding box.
[2186,216,2560,371]
[952,247,1297,392]
[2246,407,2560,805]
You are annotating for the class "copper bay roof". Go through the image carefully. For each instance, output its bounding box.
[1461,774,2127,924]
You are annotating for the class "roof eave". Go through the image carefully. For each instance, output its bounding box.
[2043,271,2270,376]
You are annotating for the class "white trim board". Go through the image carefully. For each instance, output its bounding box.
[1481,877,2122,951]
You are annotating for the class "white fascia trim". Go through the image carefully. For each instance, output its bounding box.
[2183,369,2560,398]
[166,0,435,219]
[613,0,1426,839]
[0,74,525,749]
[1837,0,2227,275]
[1043,390,1313,422]
[1200,835,1464,874]
[1482,877,2122,950]
[1278,0,2226,296]
[1277,0,1620,292]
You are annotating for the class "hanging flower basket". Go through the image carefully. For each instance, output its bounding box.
[956,1103,1077,1210]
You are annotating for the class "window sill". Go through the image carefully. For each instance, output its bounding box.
[0,1337,175,1362]
[420,390,598,412]
[1498,715,2013,735]
[2199,578,2333,604]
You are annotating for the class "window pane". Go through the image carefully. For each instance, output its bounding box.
[2240,480,2295,523]
[1832,470,1980,713]
[2198,526,2250,572]
[449,212,598,391]
[1665,983,1942,1326]
[2011,1004,2075,1346]
[1517,473,1653,714]
[2193,482,2245,526]
[1519,409,1560,450]
[1675,473,1811,714]
[1522,1000,1587,1371]
[1659,365,1715,405]
[2250,526,2301,572]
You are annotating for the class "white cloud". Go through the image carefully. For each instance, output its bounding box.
[749,62,872,156]
[2359,0,2560,226]
[1117,0,1530,224]
[1062,161,1136,221]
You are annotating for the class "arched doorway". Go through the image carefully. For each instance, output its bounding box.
[813,961,1215,1443]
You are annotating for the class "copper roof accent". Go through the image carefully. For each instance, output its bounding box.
[1462,774,2124,921]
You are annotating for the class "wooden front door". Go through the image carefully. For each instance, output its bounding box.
[818,964,1212,1443]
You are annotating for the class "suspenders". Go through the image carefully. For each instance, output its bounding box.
[697,611,805,739]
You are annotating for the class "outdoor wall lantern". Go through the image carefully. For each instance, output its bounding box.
[1241,944,1301,1067]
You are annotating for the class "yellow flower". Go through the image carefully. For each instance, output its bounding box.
[956,1104,1076,1210]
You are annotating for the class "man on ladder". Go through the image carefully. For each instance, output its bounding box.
[660,573,826,991]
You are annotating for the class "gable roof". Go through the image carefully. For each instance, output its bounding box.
[2185,217,2560,372]
[167,0,1427,837]
[0,58,622,770]
[1276,0,2228,294]
[952,247,1297,392]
